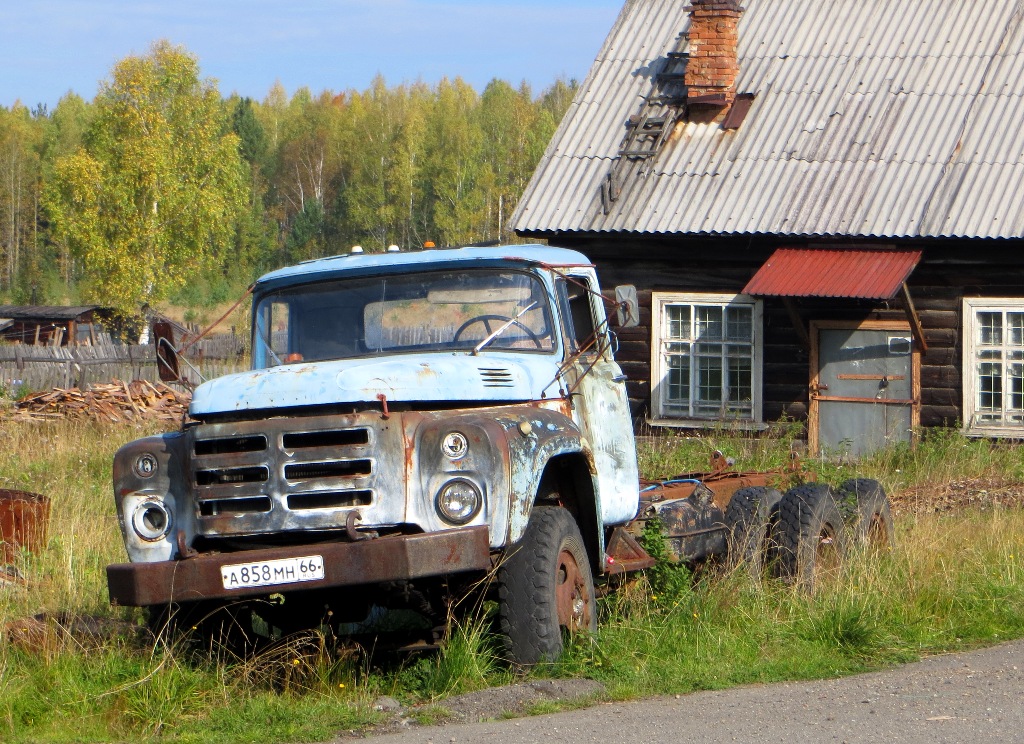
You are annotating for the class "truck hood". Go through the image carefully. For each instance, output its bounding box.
[189,353,565,415]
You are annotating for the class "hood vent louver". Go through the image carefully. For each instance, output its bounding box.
[478,366,515,388]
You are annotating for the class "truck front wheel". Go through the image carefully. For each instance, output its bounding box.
[497,506,596,666]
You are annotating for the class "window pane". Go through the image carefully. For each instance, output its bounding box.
[1009,313,1024,346]
[666,354,690,406]
[696,306,723,340]
[978,312,1002,345]
[696,342,723,358]
[728,357,752,403]
[1010,363,1023,413]
[726,306,752,341]
[697,356,723,404]
[978,361,1003,411]
[666,305,690,341]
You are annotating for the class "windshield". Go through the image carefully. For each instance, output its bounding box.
[252,269,556,368]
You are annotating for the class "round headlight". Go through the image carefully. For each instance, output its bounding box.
[132,499,173,541]
[134,453,159,478]
[441,431,469,460]
[435,479,482,525]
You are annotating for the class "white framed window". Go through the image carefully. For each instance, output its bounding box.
[651,292,763,424]
[963,298,1024,434]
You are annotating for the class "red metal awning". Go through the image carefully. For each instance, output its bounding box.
[742,248,922,299]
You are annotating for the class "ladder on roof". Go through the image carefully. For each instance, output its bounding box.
[618,114,672,159]
[601,42,690,214]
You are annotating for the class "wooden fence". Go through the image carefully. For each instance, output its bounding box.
[0,336,248,393]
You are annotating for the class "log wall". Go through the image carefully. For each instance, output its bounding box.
[552,234,1024,431]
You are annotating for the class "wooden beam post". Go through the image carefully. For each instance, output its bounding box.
[899,282,928,353]
[781,297,811,352]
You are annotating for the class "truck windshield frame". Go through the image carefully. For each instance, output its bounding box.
[252,268,557,368]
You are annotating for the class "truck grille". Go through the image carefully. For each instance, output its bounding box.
[284,460,372,480]
[191,421,376,520]
[195,435,267,456]
[195,465,270,487]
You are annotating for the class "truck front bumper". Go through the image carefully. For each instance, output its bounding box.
[107,526,493,607]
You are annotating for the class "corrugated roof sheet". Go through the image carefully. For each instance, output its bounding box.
[512,0,1024,240]
[742,247,922,298]
[0,306,102,321]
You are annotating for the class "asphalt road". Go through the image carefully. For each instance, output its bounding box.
[360,639,1024,744]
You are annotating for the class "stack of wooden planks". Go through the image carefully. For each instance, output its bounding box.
[10,380,191,423]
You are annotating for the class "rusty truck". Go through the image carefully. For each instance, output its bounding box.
[106,245,892,665]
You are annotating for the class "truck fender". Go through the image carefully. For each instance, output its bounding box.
[498,409,600,551]
[112,432,193,563]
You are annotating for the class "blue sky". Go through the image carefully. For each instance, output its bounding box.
[0,1,622,108]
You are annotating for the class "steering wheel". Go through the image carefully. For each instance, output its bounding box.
[453,314,543,348]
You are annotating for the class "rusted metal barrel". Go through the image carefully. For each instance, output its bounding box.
[0,489,50,564]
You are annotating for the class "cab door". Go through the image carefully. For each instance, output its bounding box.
[557,271,639,526]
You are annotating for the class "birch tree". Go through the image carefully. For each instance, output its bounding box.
[44,41,246,319]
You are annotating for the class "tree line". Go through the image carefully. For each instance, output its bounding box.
[0,41,576,319]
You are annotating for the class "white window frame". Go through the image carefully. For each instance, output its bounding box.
[649,292,763,427]
[962,297,1024,436]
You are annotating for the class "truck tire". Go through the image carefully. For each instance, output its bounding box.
[497,506,596,666]
[776,483,848,589]
[837,478,894,549]
[724,486,783,575]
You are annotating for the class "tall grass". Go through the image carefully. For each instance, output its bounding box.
[0,418,1022,742]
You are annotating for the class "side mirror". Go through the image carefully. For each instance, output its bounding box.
[152,321,182,383]
[615,285,639,328]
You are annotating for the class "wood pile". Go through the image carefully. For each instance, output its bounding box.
[9,380,191,423]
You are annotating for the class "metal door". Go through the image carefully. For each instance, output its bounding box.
[810,322,919,457]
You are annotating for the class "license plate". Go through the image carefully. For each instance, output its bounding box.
[221,555,325,590]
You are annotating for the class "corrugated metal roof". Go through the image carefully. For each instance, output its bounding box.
[0,306,102,321]
[512,0,1024,240]
[742,247,922,298]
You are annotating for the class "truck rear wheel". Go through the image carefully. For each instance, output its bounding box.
[777,483,848,589]
[497,506,596,666]
[724,486,783,575]
[837,478,894,549]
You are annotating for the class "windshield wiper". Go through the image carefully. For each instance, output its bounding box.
[473,301,538,355]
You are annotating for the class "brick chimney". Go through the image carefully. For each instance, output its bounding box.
[685,0,742,107]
